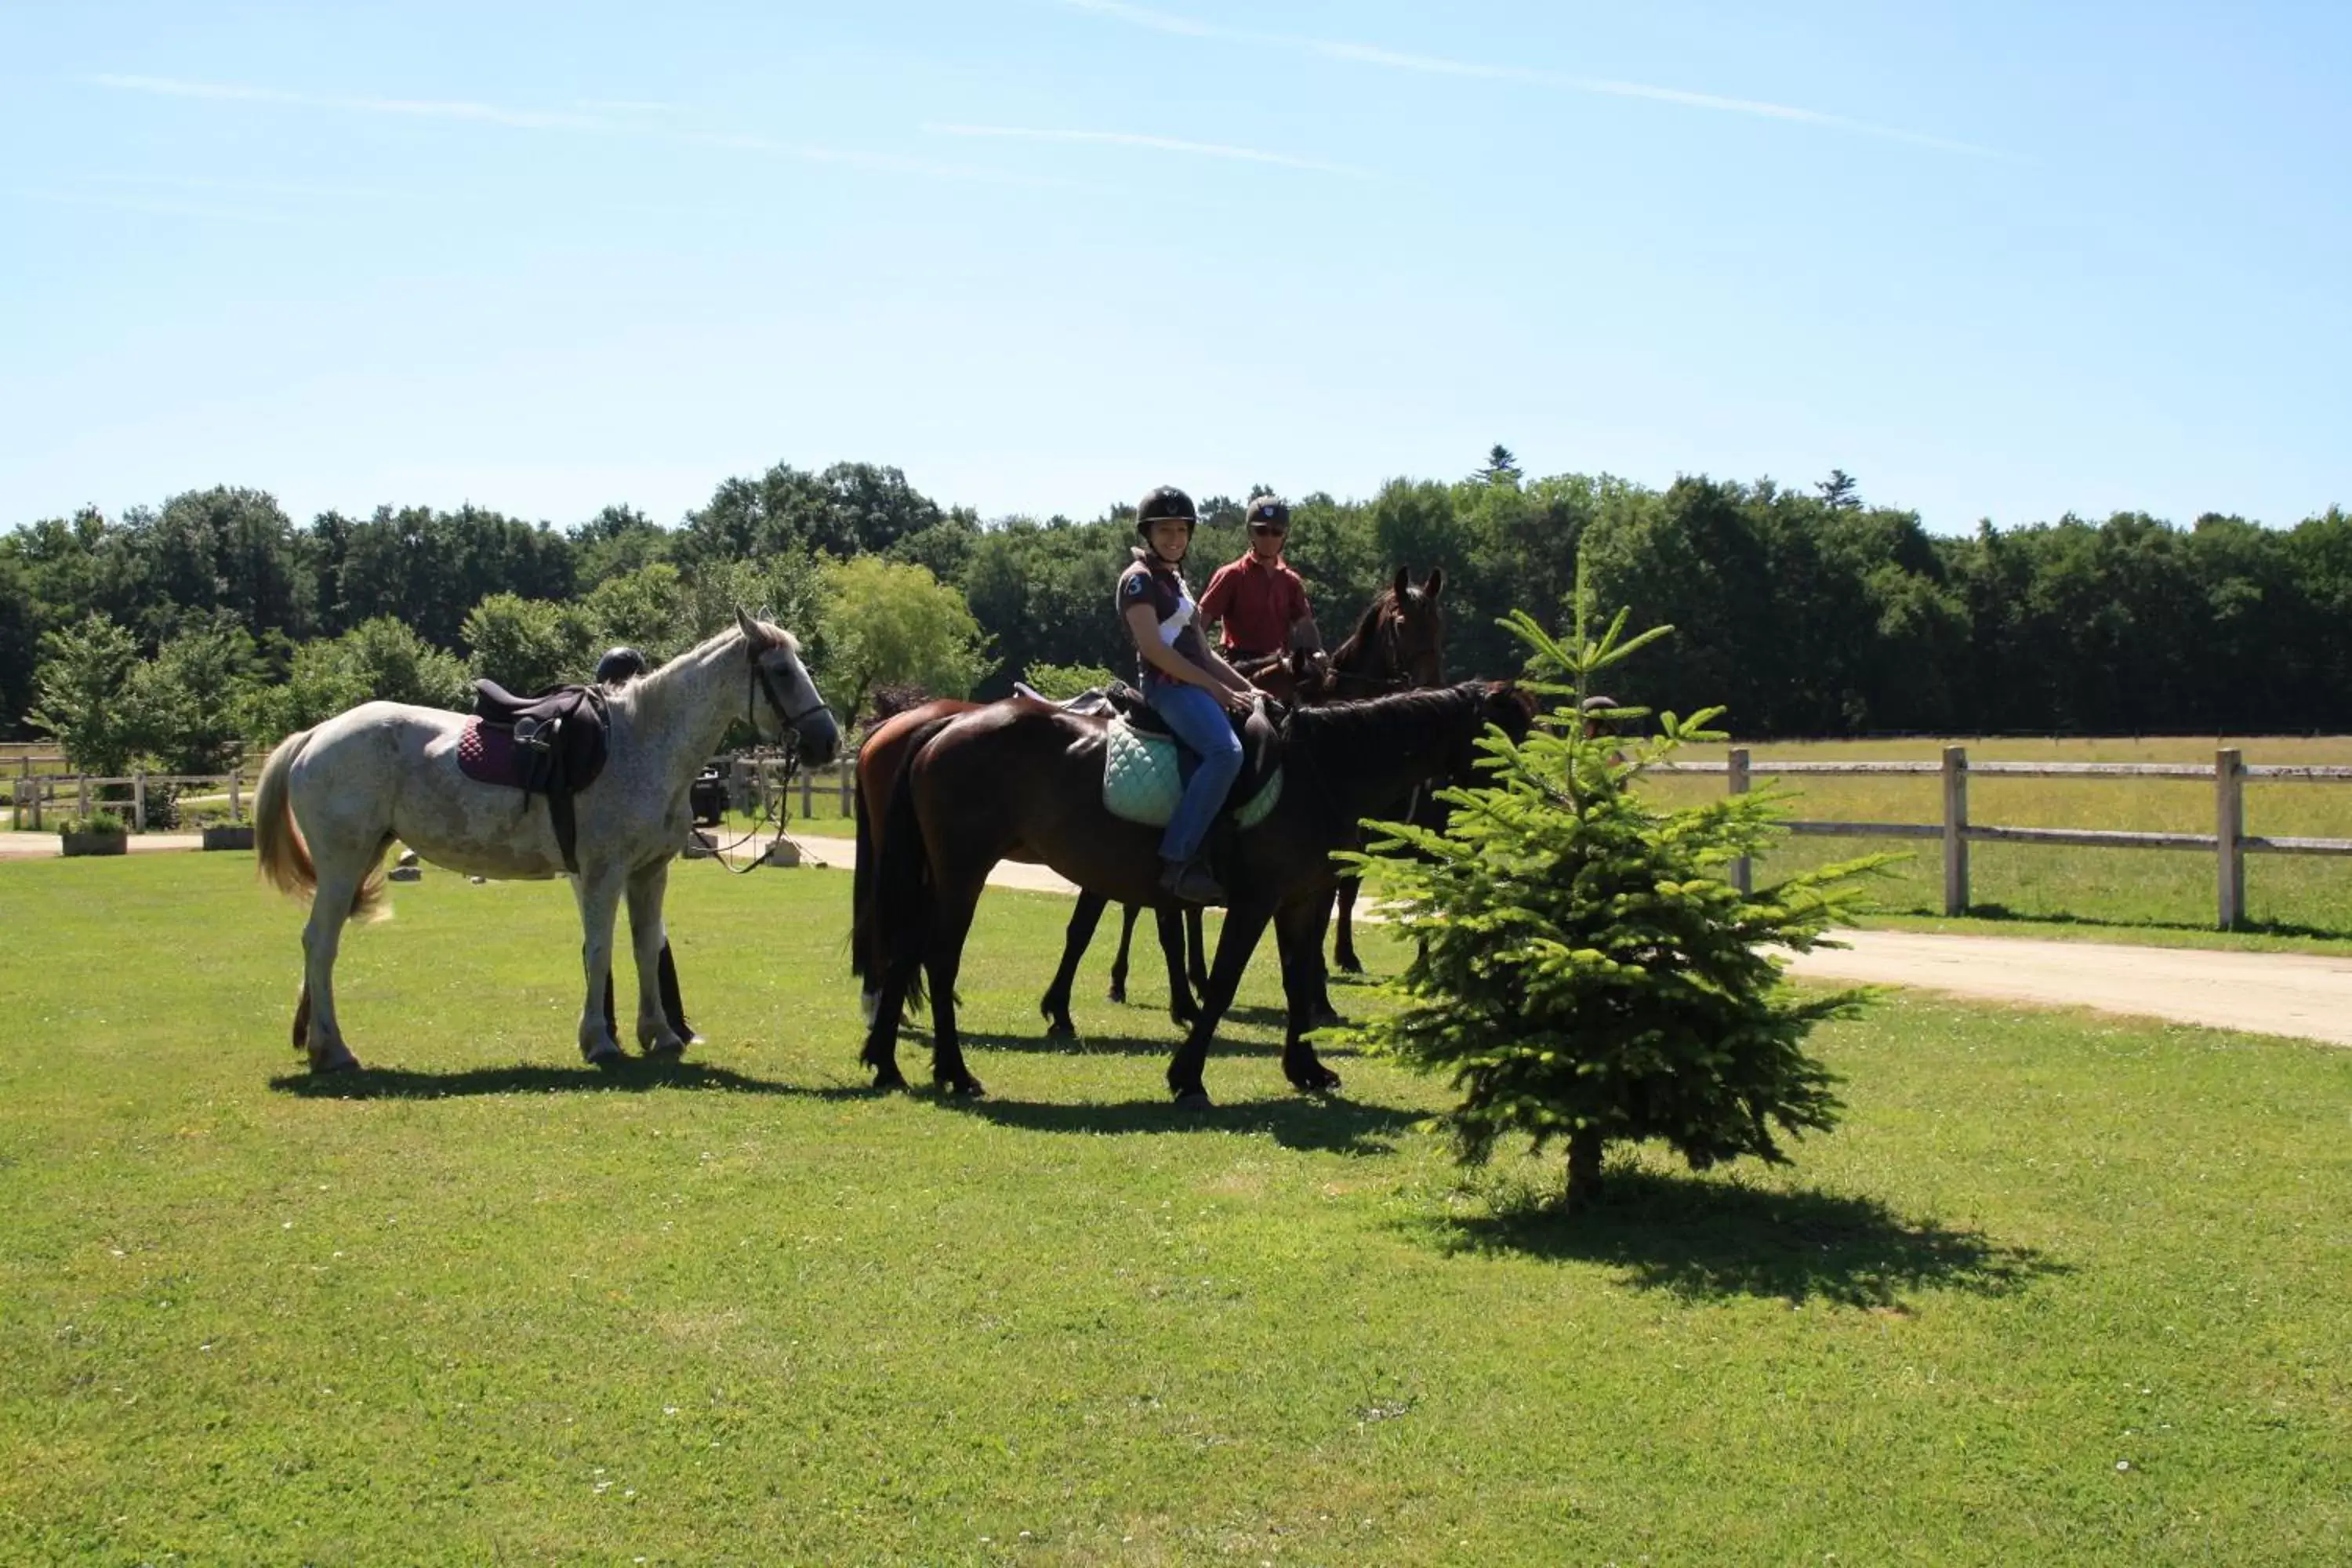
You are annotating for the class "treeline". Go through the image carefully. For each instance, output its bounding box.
[5,455,2349,764]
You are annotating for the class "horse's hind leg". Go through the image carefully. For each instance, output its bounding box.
[1041,890,1109,1038]
[1185,907,1209,995]
[299,873,364,1073]
[625,860,688,1058]
[924,873,989,1098]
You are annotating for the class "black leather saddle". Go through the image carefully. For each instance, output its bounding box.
[463,681,612,873]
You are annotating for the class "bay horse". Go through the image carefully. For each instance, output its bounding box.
[1319,565,1446,974]
[255,611,840,1072]
[861,679,1533,1107]
[1047,568,1450,1025]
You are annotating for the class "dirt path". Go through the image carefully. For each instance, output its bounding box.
[782,837,2352,1049]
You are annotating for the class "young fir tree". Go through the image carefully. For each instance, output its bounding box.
[1340,581,1890,1211]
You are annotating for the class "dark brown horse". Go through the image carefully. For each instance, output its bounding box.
[860,679,1533,1106]
[1312,567,1447,975]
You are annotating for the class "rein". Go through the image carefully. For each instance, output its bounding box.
[696,649,838,877]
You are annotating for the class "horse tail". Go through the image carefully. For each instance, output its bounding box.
[874,716,960,1014]
[850,738,875,986]
[254,729,316,902]
[254,726,394,923]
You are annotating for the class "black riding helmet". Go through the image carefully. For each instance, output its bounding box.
[1245,494,1290,530]
[1134,485,1198,540]
[596,645,651,684]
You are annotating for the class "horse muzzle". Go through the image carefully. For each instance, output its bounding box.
[794,709,843,767]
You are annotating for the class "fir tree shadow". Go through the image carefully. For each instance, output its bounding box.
[268,1057,865,1102]
[938,1088,1418,1156]
[1421,1169,2066,1308]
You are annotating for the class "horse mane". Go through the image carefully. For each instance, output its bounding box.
[1287,680,1490,776]
[1328,588,1396,675]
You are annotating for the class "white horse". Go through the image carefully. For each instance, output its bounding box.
[254,610,839,1073]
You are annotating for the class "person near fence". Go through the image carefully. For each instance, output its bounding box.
[1120,485,1256,906]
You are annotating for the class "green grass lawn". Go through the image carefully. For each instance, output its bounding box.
[1,855,2346,1563]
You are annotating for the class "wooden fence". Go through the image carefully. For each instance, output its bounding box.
[9,769,246,832]
[1662,746,2352,929]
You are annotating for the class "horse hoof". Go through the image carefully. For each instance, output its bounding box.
[1106,985,1127,1004]
[1171,1087,1214,1111]
[644,1039,687,1059]
[937,1075,986,1099]
[1335,957,1365,976]
[869,1066,909,1091]
[1311,1008,1347,1030]
[1044,1019,1076,1040]
[583,1041,624,1066]
[310,1048,361,1074]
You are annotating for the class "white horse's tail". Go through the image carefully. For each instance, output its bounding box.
[255,728,392,921]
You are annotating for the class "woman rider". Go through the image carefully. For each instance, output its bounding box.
[1119,485,1257,906]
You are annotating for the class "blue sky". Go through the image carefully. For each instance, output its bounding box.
[3,0,2347,535]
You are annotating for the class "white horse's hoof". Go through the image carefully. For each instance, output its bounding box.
[582,1040,625,1065]
[309,1045,361,1074]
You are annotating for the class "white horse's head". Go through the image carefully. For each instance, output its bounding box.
[735,608,842,765]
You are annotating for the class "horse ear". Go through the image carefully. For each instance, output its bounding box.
[1422,566,1445,601]
[735,607,771,650]
[1392,564,1410,599]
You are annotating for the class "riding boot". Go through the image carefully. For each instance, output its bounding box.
[1160,855,1226,906]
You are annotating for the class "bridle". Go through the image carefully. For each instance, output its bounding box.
[748,644,834,771]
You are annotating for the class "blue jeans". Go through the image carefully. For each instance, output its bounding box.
[1145,677,1243,864]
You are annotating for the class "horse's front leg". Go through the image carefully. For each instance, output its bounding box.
[1331,873,1365,974]
[1275,895,1343,1093]
[625,858,689,1058]
[1167,898,1272,1110]
[1041,890,1109,1037]
[572,866,629,1064]
[1156,906,1198,1027]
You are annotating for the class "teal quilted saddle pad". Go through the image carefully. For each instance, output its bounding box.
[1102,717,1282,831]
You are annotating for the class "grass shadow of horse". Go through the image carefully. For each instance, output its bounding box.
[939,1089,1419,1156]
[267,1058,866,1102]
[1411,1168,2067,1308]
[956,1022,1360,1060]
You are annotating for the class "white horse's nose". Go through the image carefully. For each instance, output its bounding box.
[798,710,842,766]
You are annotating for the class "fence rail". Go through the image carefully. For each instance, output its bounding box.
[1662,746,2351,928]
[9,769,245,832]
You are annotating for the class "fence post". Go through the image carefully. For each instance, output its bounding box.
[837,763,851,818]
[1727,748,1752,895]
[729,757,752,815]
[800,766,815,818]
[228,769,242,822]
[2216,747,2245,930]
[78,775,91,823]
[1943,746,1970,916]
[132,769,147,833]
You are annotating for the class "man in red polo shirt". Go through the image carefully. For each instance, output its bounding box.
[1197,493,1320,663]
